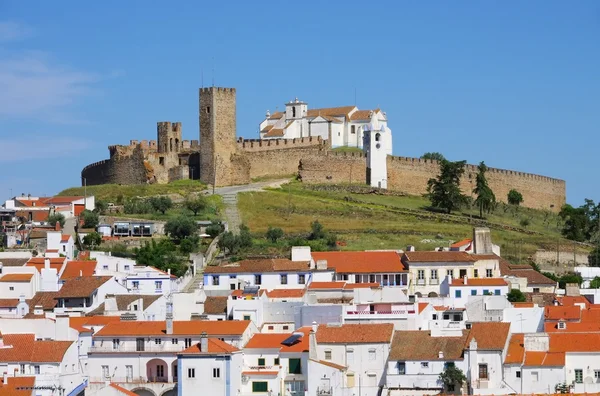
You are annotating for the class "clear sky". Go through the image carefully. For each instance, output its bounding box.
[1,1,598,205]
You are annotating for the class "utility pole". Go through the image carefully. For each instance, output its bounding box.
[212,156,218,195]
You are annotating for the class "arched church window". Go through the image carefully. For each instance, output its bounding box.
[375,133,381,142]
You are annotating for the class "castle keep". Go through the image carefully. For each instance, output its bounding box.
[81,87,566,211]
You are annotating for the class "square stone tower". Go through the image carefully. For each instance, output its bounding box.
[199,87,237,186]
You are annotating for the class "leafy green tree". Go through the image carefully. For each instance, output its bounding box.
[506,289,526,303]
[309,220,325,240]
[95,200,108,214]
[589,276,600,289]
[590,246,600,267]
[426,160,468,214]
[184,196,207,216]
[473,161,496,218]
[238,224,253,249]
[507,189,524,206]
[519,218,530,228]
[266,226,284,243]
[164,215,197,242]
[218,231,241,255]
[559,204,589,242]
[81,209,99,229]
[134,239,186,276]
[206,222,223,238]
[124,198,153,214]
[179,236,199,255]
[47,213,66,228]
[439,365,466,393]
[420,152,446,162]
[558,273,583,289]
[149,196,173,215]
[82,232,102,249]
[542,271,559,282]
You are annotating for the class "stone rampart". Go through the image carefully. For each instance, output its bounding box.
[299,153,566,211]
[81,146,148,186]
[237,136,326,152]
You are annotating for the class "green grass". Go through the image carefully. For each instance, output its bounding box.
[331,146,364,153]
[58,179,207,202]
[238,182,586,261]
[111,195,224,222]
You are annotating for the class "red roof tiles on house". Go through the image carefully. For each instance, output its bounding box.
[179,338,240,355]
[466,322,511,350]
[317,323,393,344]
[451,239,472,248]
[312,251,406,274]
[56,276,113,298]
[109,383,138,396]
[59,261,97,280]
[0,334,73,363]
[308,281,346,290]
[0,273,34,282]
[402,251,477,263]
[267,289,306,298]
[245,329,310,353]
[0,376,36,396]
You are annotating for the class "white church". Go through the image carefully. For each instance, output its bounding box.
[259,98,392,188]
[259,98,393,154]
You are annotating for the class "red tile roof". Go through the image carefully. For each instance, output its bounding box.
[418,302,429,313]
[451,239,472,248]
[312,251,406,274]
[402,251,477,263]
[109,383,138,396]
[179,338,240,355]
[390,330,469,361]
[59,261,97,280]
[15,210,50,222]
[466,322,510,350]
[60,235,71,243]
[544,305,581,321]
[0,299,20,308]
[451,278,508,287]
[349,109,380,121]
[512,302,535,308]
[498,258,557,285]
[343,282,381,289]
[245,329,310,352]
[0,273,34,282]
[0,376,36,396]
[56,276,113,298]
[25,258,66,273]
[70,316,121,333]
[0,334,73,363]
[94,320,251,337]
[203,296,228,315]
[317,323,393,344]
[267,289,306,298]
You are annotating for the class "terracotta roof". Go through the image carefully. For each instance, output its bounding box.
[203,296,228,315]
[555,296,590,307]
[524,292,556,306]
[0,376,36,396]
[310,358,346,370]
[418,302,429,313]
[343,282,381,289]
[25,258,66,273]
[245,329,310,352]
[267,289,306,298]
[59,261,97,279]
[179,338,240,355]
[389,330,469,361]
[506,333,600,366]
[241,371,278,376]
[268,111,284,120]
[499,258,557,286]
[264,128,284,138]
[55,276,113,298]
[308,281,346,290]
[284,120,294,129]
[317,323,393,344]
[523,351,565,366]
[109,383,138,396]
[512,302,535,308]
[60,235,71,243]
[28,292,59,310]
[306,106,356,118]
[94,320,251,337]
[70,316,121,332]
[15,210,50,222]
[0,334,72,363]
[312,251,406,274]
[451,278,508,287]
[261,124,274,133]
[545,305,581,321]
[466,322,510,350]
[0,258,30,267]
[88,295,162,315]
[402,251,477,263]
[450,239,472,248]
[349,109,380,121]
[0,273,33,282]
[43,196,85,205]
[0,299,20,308]
[231,289,266,298]
[147,266,177,279]
[204,259,310,274]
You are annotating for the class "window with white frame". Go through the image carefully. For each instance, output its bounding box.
[417,270,425,280]
[368,349,376,361]
[575,369,583,383]
[594,370,600,379]
[155,281,162,290]
[486,269,493,277]
[531,371,538,382]
[298,274,305,284]
[212,276,219,286]
[132,281,139,289]
[447,269,454,278]
[101,365,109,378]
[325,350,332,360]
[112,339,119,350]
[280,274,288,285]
[213,368,220,378]
[431,269,438,280]
[346,349,354,363]
[188,368,195,378]
[421,362,429,368]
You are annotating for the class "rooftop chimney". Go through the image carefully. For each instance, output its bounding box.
[166,300,174,335]
[44,258,50,269]
[463,275,468,285]
[55,222,61,231]
[309,321,318,361]
[565,283,580,297]
[438,351,444,359]
[34,305,43,315]
[200,332,208,352]
[3,372,7,385]
[473,227,493,255]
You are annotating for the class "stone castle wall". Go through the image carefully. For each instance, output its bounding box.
[299,153,566,211]
[82,145,148,185]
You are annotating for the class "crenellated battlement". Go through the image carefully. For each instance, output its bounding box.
[387,155,565,184]
[329,151,367,159]
[238,136,325,152]
[199,87,236,94]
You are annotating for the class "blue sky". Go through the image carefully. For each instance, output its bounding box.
[0,1,598,205]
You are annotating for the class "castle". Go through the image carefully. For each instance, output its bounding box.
[81,87,566,211]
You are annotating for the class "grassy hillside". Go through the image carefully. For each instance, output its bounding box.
[238,182,583,263]
[58,180,207,203]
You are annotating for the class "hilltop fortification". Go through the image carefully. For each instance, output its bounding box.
[81,87,566,211]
